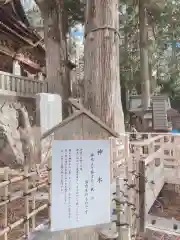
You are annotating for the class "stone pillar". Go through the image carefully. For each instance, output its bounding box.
[36,93,62,165]
[36,93,62,134]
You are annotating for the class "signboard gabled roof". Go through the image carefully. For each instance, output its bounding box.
[41,99,119,140]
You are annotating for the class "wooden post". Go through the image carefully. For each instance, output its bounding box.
[128,147,134,239]
[24,165,30,238]
[48,155,52,223]
[129,145,145,239]
[31,165,36,231]
[129,146,140,239]
[110,136,130,240]
[3,167,9,240]
[116,177,121,240]
[120,135,130,240]
[138,158,145,234]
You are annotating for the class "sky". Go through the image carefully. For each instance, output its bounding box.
[21,0,36,10]
[21,0,84,47]
[71,31,83,38]
[71,24,84,46]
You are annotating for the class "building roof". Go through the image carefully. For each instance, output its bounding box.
[0,0,45,72]
[41,99,120,140]
[129,94,171,113]
[129,95,142,112]
[167,108,180,117]
[0,0,44,50]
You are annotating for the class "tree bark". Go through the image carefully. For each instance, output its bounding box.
[84,0,124,133]
[139,0,151,111]
[43,9,61,93]
[36,0,71,118]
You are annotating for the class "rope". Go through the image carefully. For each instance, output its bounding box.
[85,25,121,39]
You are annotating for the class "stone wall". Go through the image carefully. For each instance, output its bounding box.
[36,93,62,167]
[0,95,36,168]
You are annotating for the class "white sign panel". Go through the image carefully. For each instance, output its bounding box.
[51,140,111,231]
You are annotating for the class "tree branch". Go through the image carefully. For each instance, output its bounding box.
[0,0,13,6]
[35,0,56,15]
[34,0,45,9]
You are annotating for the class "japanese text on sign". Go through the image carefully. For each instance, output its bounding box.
[51,140,111,231]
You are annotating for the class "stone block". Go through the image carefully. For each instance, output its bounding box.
[36,93,62,135]
[36,94,62,165]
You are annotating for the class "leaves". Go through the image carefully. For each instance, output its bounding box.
[119,0,180,101]
[23,0,180,101]
[25,0,84,29]
[64,0,85,26]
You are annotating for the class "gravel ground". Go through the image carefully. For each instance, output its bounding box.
[142,229,180,239]
[150,184,180,220]
[0,197,48,240]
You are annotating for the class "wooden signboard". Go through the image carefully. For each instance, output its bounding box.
[41,99,119,240]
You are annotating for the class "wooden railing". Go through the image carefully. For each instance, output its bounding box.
[110,133,180,237]
[127,132,180,235]
[0,71,48,97]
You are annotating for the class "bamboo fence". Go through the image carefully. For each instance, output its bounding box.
[0,132,179,240]
[0,158,51,240]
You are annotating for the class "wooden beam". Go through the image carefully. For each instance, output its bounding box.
[146,214,180,236]
[0,20,34,45]
[15,53,41,70]
[0,44,14,57]
[68,99,120,137]
[142,0,166,11]
[147,225,180,237]
[41,110,84,140]
[0,28,25,45]
[0,46,42,71]
[0,6,44,49]
[0,0,12,6]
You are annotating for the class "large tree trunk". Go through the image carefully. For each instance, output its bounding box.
[43,9,61,93]
[139,0,151,111]
[83,0,124,133]
[36,0,71,118]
